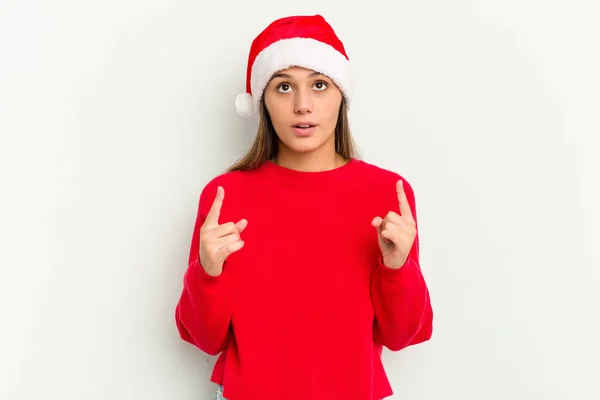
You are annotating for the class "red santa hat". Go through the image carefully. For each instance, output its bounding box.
[235,14,353,116]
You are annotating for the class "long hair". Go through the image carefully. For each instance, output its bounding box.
[225,96,360,172]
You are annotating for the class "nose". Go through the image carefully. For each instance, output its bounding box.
[294,87,312,114]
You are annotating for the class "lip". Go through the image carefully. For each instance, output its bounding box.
[291,121,317,136]
[292,125,317,136]
[292,121,317,127]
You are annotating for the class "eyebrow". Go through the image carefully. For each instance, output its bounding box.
[270,71,325,80]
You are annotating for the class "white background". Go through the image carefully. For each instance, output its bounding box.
[1,1,599,399]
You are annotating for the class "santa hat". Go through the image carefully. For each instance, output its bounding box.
[235,14,352,116]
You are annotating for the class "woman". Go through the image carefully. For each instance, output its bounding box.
[175,14,433,400]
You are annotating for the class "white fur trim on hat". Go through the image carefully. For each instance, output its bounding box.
[237,37,352,116]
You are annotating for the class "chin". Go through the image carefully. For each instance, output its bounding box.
[275,125,335,154]
[285,143,321,154]
[281,136,327,153]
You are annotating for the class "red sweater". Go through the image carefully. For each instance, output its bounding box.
[175,158,433,400]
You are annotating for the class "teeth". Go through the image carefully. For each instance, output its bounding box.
[297,125,310,128]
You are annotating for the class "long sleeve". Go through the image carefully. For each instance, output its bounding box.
[175,186,232,356]
[370,178,433,351]
[370,242,432,351]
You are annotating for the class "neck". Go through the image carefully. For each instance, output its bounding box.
[271,150,347,172]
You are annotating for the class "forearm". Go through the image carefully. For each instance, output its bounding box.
[371,255,433,351]
[175,257,232,356]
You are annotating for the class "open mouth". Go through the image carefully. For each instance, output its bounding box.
[292,122,317,135]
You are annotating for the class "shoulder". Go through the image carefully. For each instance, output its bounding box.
[351,158,418,215]
[352,158,415,194]
[200,169,246,195]
[196,166,262,215]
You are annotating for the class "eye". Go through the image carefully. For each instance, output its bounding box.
[277,83,292,93]
[313,81,328,91]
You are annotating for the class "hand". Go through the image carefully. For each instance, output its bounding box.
[371,180,417,269]
[199,186,248,276]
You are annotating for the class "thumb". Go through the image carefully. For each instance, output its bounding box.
[371,216,383,228]
[372,217,390,252]
[236,218,248,234]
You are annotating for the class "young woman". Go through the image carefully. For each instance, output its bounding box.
[175,14,433,400]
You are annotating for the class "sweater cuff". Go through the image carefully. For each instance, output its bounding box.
[185,257,226,288]
[377,255,420,278]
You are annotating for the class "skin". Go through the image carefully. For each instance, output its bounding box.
[199,185,248,276]
[370,180,417,269]
[264,66,347,172]
[198,67,417,275]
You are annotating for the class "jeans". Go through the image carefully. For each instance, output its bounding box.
[215,385,226,400]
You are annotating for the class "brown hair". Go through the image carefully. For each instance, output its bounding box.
[225,96,360,172]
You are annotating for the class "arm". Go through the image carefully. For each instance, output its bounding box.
[175,186,232,356]
[371,233,433,351]
[370,178,433,351]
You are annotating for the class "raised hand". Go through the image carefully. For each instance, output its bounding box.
[371,180,417,269]
[199,186,248,276]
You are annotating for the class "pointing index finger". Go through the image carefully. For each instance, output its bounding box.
[397,180,414,223]
[205,186,224,227]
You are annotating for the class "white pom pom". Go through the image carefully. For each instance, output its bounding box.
[235,93,254,116]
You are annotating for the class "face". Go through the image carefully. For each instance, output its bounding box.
[263,66,343,157]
